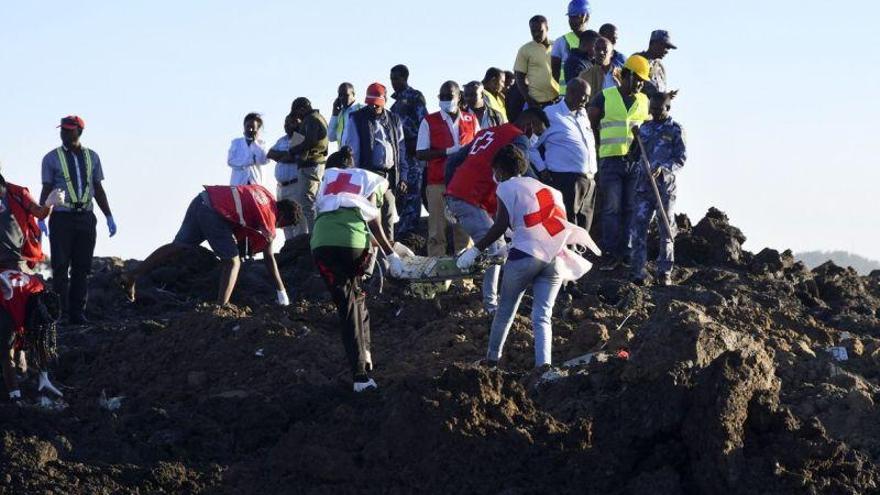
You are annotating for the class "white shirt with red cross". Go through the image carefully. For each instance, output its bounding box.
[315,167,388,222]
[495,176,583,263]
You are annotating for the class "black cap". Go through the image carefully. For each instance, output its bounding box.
[650,30,677,49]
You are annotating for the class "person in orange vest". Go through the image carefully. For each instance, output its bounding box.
[415,81,479,257]
[0,269,63,401]
[0,173,64,271]
[120,185,300,306]
[445,108,550,315]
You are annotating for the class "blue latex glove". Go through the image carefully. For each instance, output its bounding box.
[107,216,117,237]
[38,219,49,238]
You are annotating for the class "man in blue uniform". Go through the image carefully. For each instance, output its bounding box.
[630,90,686,286]
[389,64,428,238]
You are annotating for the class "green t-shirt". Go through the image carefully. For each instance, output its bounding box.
[310,208,370,250]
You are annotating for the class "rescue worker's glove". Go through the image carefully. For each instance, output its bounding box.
[44,188,66,208]
[8,390,21,401]
[456,247,481,270]
[107,216,117,237]
[386,252,404,278]
[38,371,63,397]
[38,220,49,237]
[445,144,462,156]
[392,242,415,258]
[276,290,290,307]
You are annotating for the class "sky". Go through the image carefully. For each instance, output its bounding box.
[0,0,878,261]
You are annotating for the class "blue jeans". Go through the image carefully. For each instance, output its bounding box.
[487,255,562,367]
[446,197,502,312]
[599,156,638,260]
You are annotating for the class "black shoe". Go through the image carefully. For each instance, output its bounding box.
[658,273,674,287]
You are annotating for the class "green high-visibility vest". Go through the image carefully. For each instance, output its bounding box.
[55,146,94,209]
[598,87,649,158]
[558,31,581,96]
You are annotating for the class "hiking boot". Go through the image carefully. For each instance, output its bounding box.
[599,257,620,271]
[658,273,674,287]
[353,378,378,393]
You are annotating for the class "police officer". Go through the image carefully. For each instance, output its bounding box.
[630,90,686,286]
[39,116,115,324]
[389,64,428,238]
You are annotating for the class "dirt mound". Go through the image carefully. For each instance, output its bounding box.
[2,207,880,494]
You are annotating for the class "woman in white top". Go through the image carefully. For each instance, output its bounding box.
[227,112,270,186]
[457,144,598,369]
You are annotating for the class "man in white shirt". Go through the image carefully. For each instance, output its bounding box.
[228,112,269,186]
[530,78,597,230]
[415,81,480,257]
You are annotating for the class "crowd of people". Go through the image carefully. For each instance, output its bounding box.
[0,0,687,396]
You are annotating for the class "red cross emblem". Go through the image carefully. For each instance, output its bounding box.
[325,173,361,195]
[523,188,565,236]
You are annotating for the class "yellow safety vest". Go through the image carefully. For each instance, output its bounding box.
[55,146,94,209]
[598,88,649,158]
[558,32,581,96]
[484,91,508,122]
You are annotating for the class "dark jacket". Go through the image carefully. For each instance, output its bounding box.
[289,110,329,167]
[349,107,402,189]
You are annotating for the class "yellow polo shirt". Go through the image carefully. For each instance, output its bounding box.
[513,40,560,104]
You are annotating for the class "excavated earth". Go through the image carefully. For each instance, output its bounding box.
[2,207,880,494]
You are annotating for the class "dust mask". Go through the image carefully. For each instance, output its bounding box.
[439,100,459,114]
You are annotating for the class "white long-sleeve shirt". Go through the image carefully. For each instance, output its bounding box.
[227,136,269,185]
[530,100,596,176]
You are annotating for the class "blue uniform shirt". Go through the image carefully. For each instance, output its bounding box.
[390,86,428,145]
[637,117,686,193]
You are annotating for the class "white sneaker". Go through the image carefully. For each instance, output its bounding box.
[353,379,378,393]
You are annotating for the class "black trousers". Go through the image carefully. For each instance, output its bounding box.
[49,211,97,318]
[313,246,372,378]
[549,172,596,232]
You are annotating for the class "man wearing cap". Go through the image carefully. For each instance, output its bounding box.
[286,97,329,235]
[514,16,559,110]
[342,82,406,240]
[389,65,428,238]
[588,55,651,271]
[638,30,677,97]
[40,116,115,324]
[551,0,592,96]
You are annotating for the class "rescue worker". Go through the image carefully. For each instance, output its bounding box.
[446,109,549,315]
[416,81,479,257]
[0,174,63,271]
[310,147,406,392]
[587,55,651,271]
[551,0,592,95]
[40,115,116,325]
[1,269,63,401]
[389,65,429,238]
[630,90,686,286]
[120,185,299,306]
[457,145,598,369]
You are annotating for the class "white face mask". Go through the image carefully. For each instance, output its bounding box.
[439,100,459,114]
[529,134,540,147]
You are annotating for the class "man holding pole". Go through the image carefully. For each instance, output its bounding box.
[629,90,686,286]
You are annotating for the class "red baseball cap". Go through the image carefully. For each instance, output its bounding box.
[365,83,387,107]
[58,115,85,130]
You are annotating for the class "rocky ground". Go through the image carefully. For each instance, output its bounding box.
[2,208,880,494]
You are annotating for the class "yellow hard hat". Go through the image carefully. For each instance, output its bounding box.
[624,54,651,82]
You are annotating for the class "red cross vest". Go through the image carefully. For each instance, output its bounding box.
[0,270,45,348]
[204,185,277,253]
[424,111,478,186]
[4,184,44,268]
[315,168,388,222]
[446,124,524,215]
[495,176,589,263]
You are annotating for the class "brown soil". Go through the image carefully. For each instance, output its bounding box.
[2,208,880,494]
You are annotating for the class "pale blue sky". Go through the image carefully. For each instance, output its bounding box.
[1,1,877,260]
